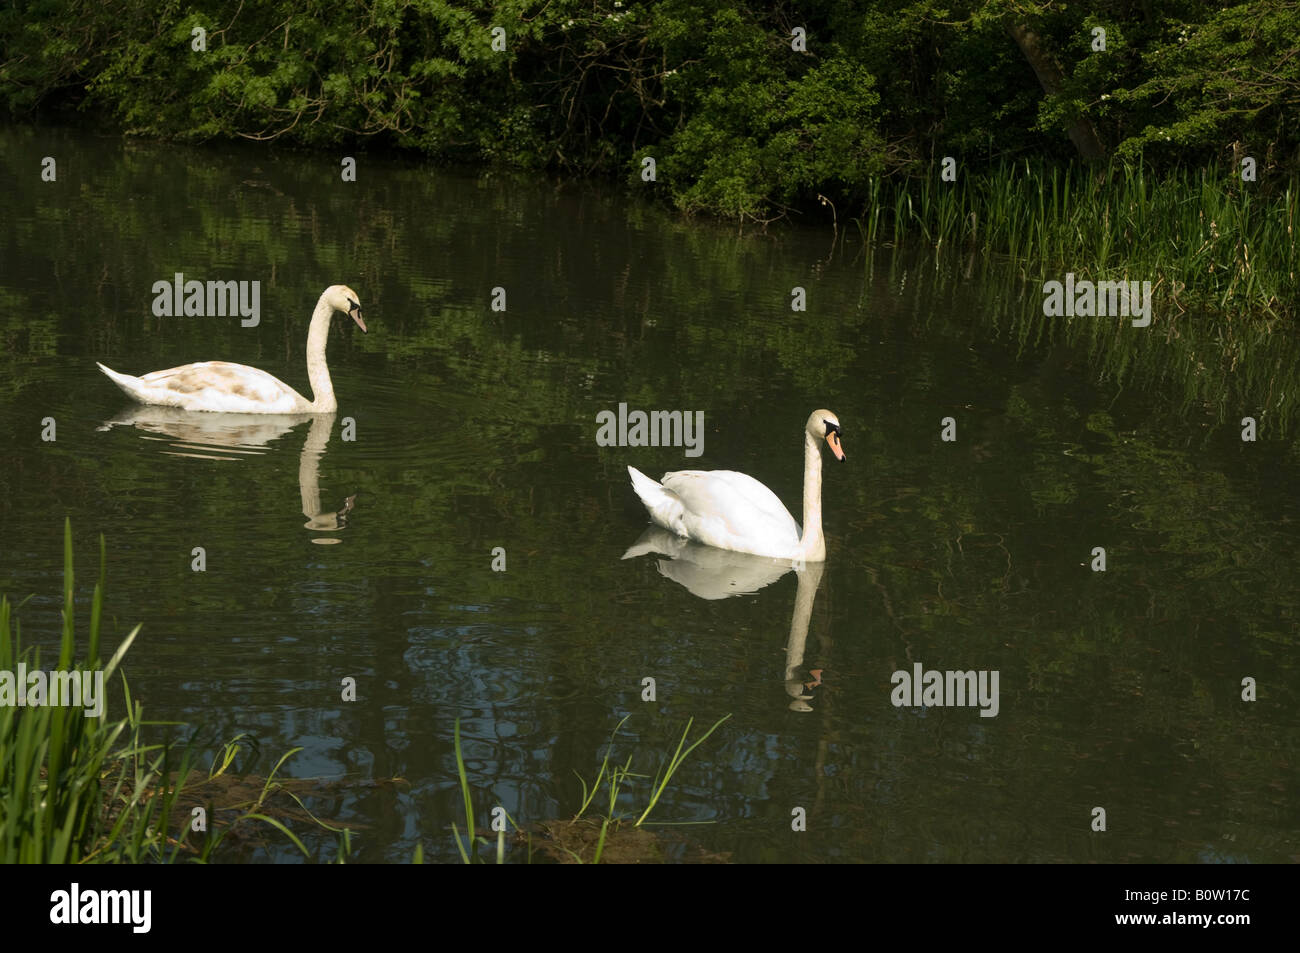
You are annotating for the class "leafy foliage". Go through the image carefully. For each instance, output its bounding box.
[2,1,1297,221]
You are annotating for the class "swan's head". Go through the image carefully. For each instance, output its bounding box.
[807,409,846,461]
[325,285,367,333]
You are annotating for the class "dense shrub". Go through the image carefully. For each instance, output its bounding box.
[2,1,1297,220]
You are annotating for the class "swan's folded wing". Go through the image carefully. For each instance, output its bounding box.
[137,361,305,413]
[661,470,800,547]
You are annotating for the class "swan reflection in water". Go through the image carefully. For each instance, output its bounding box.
[97,407,356,542]
[623,526,828,712]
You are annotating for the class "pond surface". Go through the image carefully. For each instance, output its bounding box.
[1,126,1296,862]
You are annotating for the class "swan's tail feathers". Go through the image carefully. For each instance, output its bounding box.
[627,464,662,499]
[97,362,142,399]
[627,466,688,537]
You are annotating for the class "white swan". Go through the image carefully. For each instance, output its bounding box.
[627,409,844,561]
[97,285,365,414]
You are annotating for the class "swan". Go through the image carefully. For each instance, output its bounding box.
[627,409,845,561]
[97,285,365,414]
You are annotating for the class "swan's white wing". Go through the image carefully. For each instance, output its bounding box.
[660,470,800,557]
[103,361,308,414]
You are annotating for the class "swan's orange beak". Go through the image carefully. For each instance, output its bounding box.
[349,305,367,333]
[826,429,845,461]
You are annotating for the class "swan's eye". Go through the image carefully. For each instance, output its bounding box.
[348,300,359,311]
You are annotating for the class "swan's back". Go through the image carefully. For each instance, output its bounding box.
[98,360,309,414]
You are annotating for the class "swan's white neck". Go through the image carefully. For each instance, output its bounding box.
[305,294,337,412]
[798,431,826,561]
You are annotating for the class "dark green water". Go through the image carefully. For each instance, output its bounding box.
[1,126,1296,862]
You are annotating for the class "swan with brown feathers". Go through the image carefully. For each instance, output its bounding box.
[98,285,365,414]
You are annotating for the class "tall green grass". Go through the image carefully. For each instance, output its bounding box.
[0,519,196,862]
[1,521,340,863]
[853,161,1298,321]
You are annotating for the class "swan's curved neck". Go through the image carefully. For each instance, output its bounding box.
[305,295,337,412]
[798,431,826,561]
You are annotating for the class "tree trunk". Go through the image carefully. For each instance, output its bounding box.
[1006,21,1107,161]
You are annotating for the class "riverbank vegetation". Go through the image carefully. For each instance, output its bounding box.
[855,160,1297,321]
[0,521,349,862]
[450,713,733,863]
[1,1,1297,318]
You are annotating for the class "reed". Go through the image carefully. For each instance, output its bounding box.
[852,161,1297,321]
[0,520,187,862]
[446,713,731,863]
[634,714,732,828]
[450,717,518,864]
[0,521,339,863]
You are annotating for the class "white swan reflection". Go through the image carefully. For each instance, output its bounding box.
[97,407,355,540]
[623,527,828,711]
